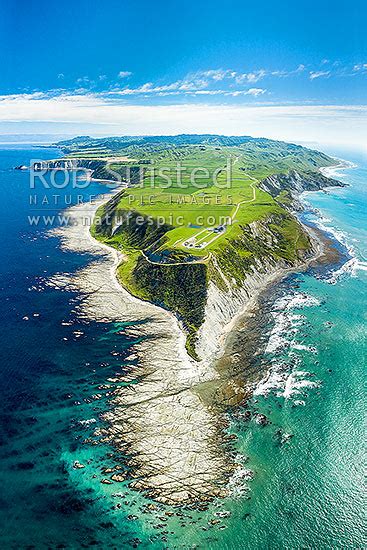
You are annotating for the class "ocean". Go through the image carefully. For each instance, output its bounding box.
[0,144,365,548]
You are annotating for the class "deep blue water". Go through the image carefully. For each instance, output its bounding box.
[0,146,144,547]
[0,145,366,549]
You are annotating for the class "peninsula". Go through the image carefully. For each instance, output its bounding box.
[40,135,344,505]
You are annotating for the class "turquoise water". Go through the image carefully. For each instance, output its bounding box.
[0,145,365,548]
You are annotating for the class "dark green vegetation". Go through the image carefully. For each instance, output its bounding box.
[58,135,337,357]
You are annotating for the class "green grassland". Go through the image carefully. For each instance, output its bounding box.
[59,135,334,357]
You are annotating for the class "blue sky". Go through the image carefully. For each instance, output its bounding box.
[0,0,366,143]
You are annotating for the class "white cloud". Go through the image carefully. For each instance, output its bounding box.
[110,77,211,96]
[245,88,266,96]
[0,92,365,145]
[197,61,366,85]
[109,78,265,97]
[79,61,366,100]
[309,70,330,80]
[57,73,65,80]
[234,69,267,84]
[353,63,367,72]
[199,69,231,81]
[246,70,267,83]
[76,76,91,84]
[118,71,132,78]
[64,61,365,99]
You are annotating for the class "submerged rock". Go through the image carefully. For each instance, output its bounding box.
[73,461,85,469]
[254,413,269,426]
[110,473,126,482]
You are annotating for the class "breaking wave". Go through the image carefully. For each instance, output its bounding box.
[254,291,322,402]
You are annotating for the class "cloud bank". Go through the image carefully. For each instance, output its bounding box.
[0,92,365,145]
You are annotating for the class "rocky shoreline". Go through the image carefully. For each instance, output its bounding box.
[48,162,350,507]
[49,192,237,506]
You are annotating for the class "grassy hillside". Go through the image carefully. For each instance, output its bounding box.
[58,135,335,358]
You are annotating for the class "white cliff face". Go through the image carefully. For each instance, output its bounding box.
[196,257,283,364]
[33,159,79,170]
[195,213,304,365]
[260,169,345,201]
[195,169,343,365]
[196,211,323,365]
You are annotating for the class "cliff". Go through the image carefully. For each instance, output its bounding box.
[92,205,311,360]
[195,169,345,361]
[31,158,142,184]
[260,169,346,210]
[92,167,343,361]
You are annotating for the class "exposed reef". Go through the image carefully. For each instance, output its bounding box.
[47,134,346,506]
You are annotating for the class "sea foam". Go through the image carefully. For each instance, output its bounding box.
[255,291,321,401]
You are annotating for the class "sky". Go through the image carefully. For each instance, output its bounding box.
[1,0,366,144]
